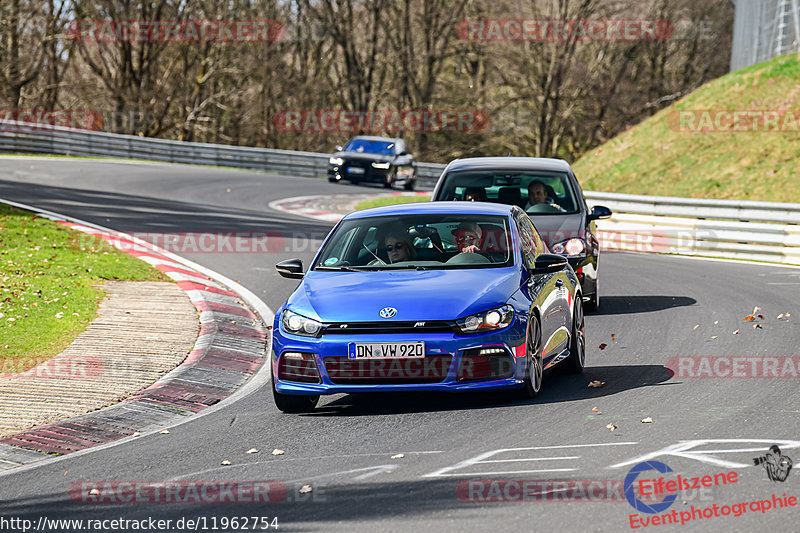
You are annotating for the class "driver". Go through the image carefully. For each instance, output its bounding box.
[526,180,564,211]
[452,222,482,253]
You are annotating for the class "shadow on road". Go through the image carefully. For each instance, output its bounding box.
[0,478,527,532]
[0,178,333,240]
[595,295,696,315]
[305,364,674,417]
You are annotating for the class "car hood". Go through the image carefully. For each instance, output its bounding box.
[333,151,393,163]
[286,268,522,322]
[528,213,585,246]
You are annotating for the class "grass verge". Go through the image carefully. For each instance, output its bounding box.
[0,204,170,371]
[572,53,800,203]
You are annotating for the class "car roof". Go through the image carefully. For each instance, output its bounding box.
[345,200,515,219]
[349,135,402,143]
[444,156,572,173]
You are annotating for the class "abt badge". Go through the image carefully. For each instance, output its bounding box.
[379,307,397,319]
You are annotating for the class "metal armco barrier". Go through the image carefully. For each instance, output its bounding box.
[587,195,800,266]
[1,120,799,266]
[0,120,446,187]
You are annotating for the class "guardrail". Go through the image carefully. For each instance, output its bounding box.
[0,120,447,186]
[1,119,799,266]
[585,193,800,266]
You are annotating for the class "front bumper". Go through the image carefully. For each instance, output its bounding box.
[272,326,527,395]
[328,163,389,183]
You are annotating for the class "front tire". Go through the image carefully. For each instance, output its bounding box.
[272,378,319,413]
[564,300,586,374]
[520,316,543,398]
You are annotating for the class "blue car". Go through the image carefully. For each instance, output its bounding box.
[272,202,585,412]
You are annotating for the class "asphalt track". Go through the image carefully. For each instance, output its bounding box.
[0,157,798,532]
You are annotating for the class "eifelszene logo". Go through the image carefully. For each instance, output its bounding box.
[624,461,678,514]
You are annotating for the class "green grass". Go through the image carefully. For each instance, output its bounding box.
[0,204,169,371]
[572,53,800,202]
[354,195,431,210]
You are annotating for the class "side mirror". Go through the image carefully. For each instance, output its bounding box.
[335,145,343,152]
[276,258,304,279]
[587,205,612,221]
[530,253,568,275]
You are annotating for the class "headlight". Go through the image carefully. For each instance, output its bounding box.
[329,157,344,165]
[282,310,323,337]
[372,162,391,169]
[551,238,585,257]
[456,305,514,334]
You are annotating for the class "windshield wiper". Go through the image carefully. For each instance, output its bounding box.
[315,265,363,272]
[380,265,433,271]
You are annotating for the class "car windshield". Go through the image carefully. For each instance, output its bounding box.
[314,213,514,271]
[436,170,581,215]
[344,139,395,155]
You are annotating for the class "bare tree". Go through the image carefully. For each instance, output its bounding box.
[0,0,46,108]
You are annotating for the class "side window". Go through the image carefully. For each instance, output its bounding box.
[322,226,360,265]
[515,215,537,268]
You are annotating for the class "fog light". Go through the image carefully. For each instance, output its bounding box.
[458,347,514,381]
[279,352,320,383]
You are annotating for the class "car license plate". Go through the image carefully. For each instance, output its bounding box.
[347,166,365,175]
[348,341,425,359]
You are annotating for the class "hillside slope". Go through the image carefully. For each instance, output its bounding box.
[572,53,800,203]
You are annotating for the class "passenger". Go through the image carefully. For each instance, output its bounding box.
[384,230,416,263]
[464,187,486,202]
[452,222,482,253]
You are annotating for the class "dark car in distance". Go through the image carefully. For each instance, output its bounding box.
[430,157,611,311]
[328,136,417,190]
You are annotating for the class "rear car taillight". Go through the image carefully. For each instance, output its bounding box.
[278,352,321,383]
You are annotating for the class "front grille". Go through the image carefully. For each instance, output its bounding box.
[325,355,453,384]
[322,321,456,335]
